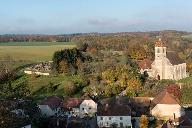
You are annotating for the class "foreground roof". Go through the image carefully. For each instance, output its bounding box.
[97,96,131,116]
[63,97,83,109]
[152,90,179,106]
[39,96,63,109]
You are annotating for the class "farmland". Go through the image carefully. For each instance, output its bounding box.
[0,42,76,67]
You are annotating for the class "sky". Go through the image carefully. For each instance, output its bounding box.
[0,0,192,34]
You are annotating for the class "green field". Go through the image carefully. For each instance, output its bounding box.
[0,42,76,64]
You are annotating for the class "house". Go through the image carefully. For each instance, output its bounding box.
[79,96,97,117]
[151,89,185,120]
[130,97,154,116]
[38,96,63,117]
[63,97,83,117]
[97,96,132,128]
[63,96,97,118]
[138,59,152,76]
[150,38,187,80]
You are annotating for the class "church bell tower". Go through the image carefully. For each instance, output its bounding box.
[155,38,166,59]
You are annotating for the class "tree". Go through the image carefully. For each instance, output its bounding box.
[63,81,77,96]
[0,100,30,128]
[52,48,90,74]
[140,115,148,128]
[125,77,142,96]
[58,59,70,74]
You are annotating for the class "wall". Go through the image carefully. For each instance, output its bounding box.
[97,116,132,128]
[24,70,49,76]
[80,100,97,117]
[151,104,185,119]
[38,105,56,117]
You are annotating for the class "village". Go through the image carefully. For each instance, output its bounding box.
[1,38,191,128]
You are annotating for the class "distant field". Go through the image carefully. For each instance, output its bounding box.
[182,34,192,41]
[0,41,76,46]
[0,42,76,62]
[0,42,76,68]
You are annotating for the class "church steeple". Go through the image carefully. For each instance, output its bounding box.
[155,38,166,59]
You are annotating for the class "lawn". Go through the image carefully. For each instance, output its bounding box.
[10,74,84,102]
[178,76,192,85]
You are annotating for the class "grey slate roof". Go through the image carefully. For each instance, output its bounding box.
[166,51,185,65]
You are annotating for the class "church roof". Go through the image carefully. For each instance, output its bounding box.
[167,51,185,65]
[152,90,179,106]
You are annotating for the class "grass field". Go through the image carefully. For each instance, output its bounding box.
[0,42,76,66]
[178,76,192,85]
[11,74,83,101]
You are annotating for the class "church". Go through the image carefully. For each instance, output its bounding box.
[139,38,187,80]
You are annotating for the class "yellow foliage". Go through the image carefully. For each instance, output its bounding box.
[140,115,149,128]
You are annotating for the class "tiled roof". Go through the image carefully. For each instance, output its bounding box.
[63,97,83,109]
[152,90,179,106]
[155,38,164,47]
[130,97,152,116]
[138,59,152,69]
[167,51,185,65]
[97,96,131,116]
[39,96,63,109]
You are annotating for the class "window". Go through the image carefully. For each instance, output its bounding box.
[109,117,111,120]
[120,122,123,127]
[157,48,160,53]
[89,107,91,110]
[100,117,103,120]
[106,122,108,126]
[82,108,84,110]
[120,117,123,120]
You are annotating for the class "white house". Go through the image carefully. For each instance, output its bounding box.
[97,96,132,128]
[140,38,187,80]
[79,98,97,117]
[38,96,63,117]
[151,38,186,80]
[151,90,185,120]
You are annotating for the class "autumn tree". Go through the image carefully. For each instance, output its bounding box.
[140,115,149,128]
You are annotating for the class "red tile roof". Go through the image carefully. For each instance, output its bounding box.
[63,98,83,109]
[138,59,152,70]
[152,90,179,106]
[155,38,165,47]
[39,96,63,109]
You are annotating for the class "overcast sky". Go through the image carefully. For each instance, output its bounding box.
[0,0,192,34]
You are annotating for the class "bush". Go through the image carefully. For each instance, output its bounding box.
[63,81,77,96]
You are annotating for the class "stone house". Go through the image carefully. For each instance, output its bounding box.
[151,90,185,120]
